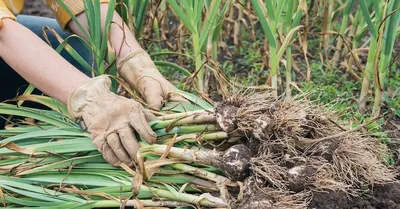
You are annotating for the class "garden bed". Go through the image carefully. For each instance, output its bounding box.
[3,1,399,209]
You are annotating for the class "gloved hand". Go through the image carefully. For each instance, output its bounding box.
[118,49,188,110]
[67,75,156,166]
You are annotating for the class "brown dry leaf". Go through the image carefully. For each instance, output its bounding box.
[131,151,146,195]
[144,134,177,179]
[299,0,310,81]
[132,172,144,196]
[70,185,91,201]
[136,149,147,179]
[277,26,305,63]
[0,186,5,207]
[2,142,35,155]
[120,163,136,176]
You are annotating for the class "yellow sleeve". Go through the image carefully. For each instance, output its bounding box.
[45,0,109,29]
[0,0,24,22]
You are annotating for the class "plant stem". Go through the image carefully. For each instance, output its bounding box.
[285,47,292,97]
[157,109,212,120]
[145,145,223,167]
[157,131,229,144]
[212,36,218,61]
[151,112,216,130]
[270,46,278,97]
[331,11,349,67]
[372,0,400,116]
[372,55,388,117]
[92,184,228,207]
[193,34,204,92]
[171,163,235,186]
[93,200,193,208]
[155,124,219,137]
[359,38,377,112]
[68,184,228,207]
[284,0,295,98]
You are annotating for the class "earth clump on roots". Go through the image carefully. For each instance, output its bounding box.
[214,90,399,209]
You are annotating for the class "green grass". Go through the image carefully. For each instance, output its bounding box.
[145,18,397,140]
[143,12,399,128]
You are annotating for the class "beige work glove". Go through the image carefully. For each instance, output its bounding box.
[118,49,188,110]
[67,75,156,167]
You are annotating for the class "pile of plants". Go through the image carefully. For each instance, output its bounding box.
[0,88,399,209]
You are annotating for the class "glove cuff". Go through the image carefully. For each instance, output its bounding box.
[67,75,112,119]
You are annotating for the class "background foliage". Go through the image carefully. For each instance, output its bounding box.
[112,0,399,133]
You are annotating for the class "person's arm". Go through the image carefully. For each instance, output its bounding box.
[0,17,156,167]
[0,19,90,104]
[68,5,188,110]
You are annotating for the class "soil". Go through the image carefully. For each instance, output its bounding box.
[235,182,400,209]
[21,0,54,18]
[385,119,400,140]
[384,118,400,170]
[309,182,400,209]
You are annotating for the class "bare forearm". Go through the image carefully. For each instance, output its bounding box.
[0,19,90,104]
[68,5,142,64]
